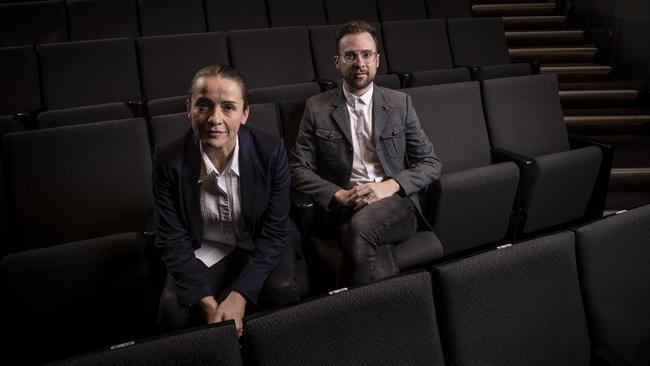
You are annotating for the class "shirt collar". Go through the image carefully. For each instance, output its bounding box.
[198,138,240,183]
[343,83,374,109]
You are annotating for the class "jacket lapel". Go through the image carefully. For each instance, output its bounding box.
[330,89,353,145]
[372,86,391,147]
[238,126,265,235]
[182,131,203,245]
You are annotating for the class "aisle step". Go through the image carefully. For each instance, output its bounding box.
[502,15,566,30]
[506,30,585,46]
[510,46,597,63]
[473,3,556,17]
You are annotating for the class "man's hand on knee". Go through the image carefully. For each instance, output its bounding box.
[350,179,401,207]
[215,291,247,337]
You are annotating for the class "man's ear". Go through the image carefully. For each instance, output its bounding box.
[334,55,341,70]
[186,97,191,119]
[240,106,249,125]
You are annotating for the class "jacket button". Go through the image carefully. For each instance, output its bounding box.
[392,129,398,136]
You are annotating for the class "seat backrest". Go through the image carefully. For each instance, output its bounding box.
[53,322,243,366]
[0,233,159,365]
[447,17,511,67]
[0,0,67,47]
[382,19,454,73]
[0,45,41,115]
[67,0,139,41]
[5,118,153,251]
[150,103,281,148]
[205,0,269,31]
[426,0,471,18]
[376,0,428,21]
[279,99,306,151]
[38,38,141,110]
[482,74,570,157]
[324,0,380,24]
[0,116,24,239]
[267,0,327,27]
[310,23,390,82]
[137,32,229,100]
[433,231,591,366]
[574,205,650,365]
[243,270,445,366]
[137,0,206,36]
[403,82,492,174]
[229,27,315,89]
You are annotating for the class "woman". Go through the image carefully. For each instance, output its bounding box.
[153,65,301,335]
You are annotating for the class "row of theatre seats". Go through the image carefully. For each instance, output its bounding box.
[0,0,471,46]
[2,203,648,365]
[1,74,612,257]
[0,17,531,129]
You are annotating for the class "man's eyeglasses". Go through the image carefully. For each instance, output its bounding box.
[338,50,378,64]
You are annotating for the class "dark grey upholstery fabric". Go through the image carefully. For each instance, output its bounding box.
[150,112,190,147]
[477,62,532,81]
[434,231,591,366]
[148,95,188,117]
[0,45,41,115]
[374,73,401,89]
[521,147,602,233]
[0,115,23,236]
[267,0,327,27]
[138,0,206,36]
[229,27,316,89]
[404,82,518,252]
[574,205,650,366]
[244,270,445,366]
[404,82,491,173]
[248,83,321,104]
[0,233,159,365]
[150,104,281,147]
[382,19,458,83]
[54,322,243,366]
[67,0,139,41]
[426,0,471,18]
[309,23,391,83]
[482,74,570,157]
[324,0,380,24]
[377,0,428,21]
[5,118,153,251]
[434,164,519,253]
[38,37,141,110]
[447,17,511,67]
[138,32,229,100]
[0,0,67,47]
[279,99,306,151]
[205,0,268,31]
[409,67,470,87]
[392,230,443,269]
[37,102,135,128]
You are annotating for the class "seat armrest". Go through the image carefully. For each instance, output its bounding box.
[389,71,412,89]
[143,207,157,242]
[314,78,337,91]
[128,97,144,117]
[491,147,535,168]
[291,190,315,238]
[569,135,614,152]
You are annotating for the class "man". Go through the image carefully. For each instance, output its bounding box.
[290,21,441,286]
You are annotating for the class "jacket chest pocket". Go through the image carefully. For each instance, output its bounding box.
[380,128,405,158]
[316,128,343,161]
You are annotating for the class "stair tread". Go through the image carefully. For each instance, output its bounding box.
[506,30,584,35]
[563,108,647,115]
[473,3,556,10]
[565,115,650,122]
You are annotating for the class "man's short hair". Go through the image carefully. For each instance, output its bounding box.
[335,20,379,53]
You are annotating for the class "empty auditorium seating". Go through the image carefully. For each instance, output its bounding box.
[266,0,327,27]
[0,0,67,47]
[574,205,650,365]
[446,17,532,80]
[404,82,519,254]
[0,232,159,365]
[53,322,243,366]
[4,118,153,252]
[425,0,471,18]
[309,23,400,89]
[376,0,428,21]
[137,0,206,36]
[37,38,142,127]
[228,27,321,104]
[433,231,592,365]
[66,0,139,41]
[0,45,41,117]
[243,270,445,366]
[324,0,380,24]
[205,0,269,32]
[137,32,229,117]
[482,74,608,236]
[382,19,470,87]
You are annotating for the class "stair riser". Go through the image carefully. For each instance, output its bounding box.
[511,52,596,63]
[506,32,584,46]
[560,94,639,108]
